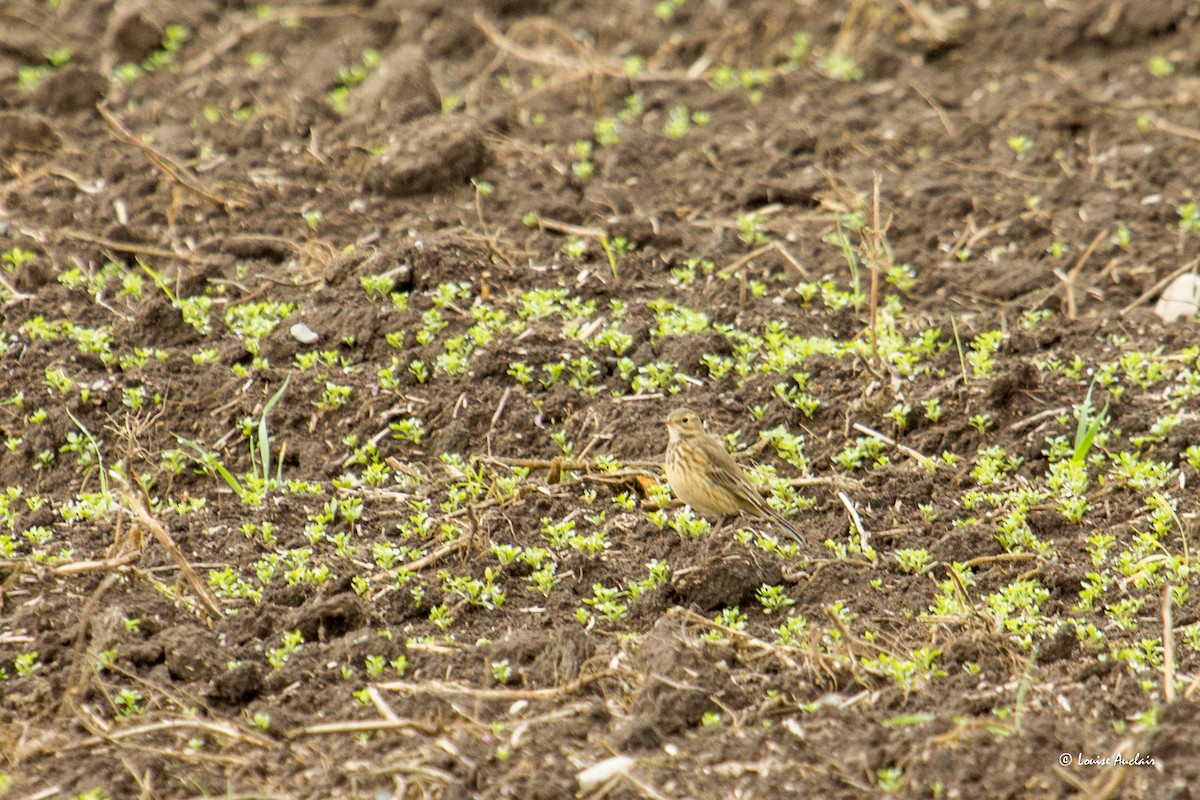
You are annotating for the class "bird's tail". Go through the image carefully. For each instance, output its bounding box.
[766,509,806,545]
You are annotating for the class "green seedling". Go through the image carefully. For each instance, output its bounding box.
[1,247,36,271]
[1148,55,1175,77]
[818,53,863,81]
[177,376,290,504]
[1072,381,1109,465]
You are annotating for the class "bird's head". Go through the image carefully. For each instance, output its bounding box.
[664,408,705,441]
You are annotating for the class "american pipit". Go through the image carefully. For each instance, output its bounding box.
[663,407,805,544]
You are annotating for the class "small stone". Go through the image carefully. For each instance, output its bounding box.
[577,756,635,792]
[1154,273,1200,323]
[290,322,320,344]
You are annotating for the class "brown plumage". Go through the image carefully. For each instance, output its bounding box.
[663,407,805,544]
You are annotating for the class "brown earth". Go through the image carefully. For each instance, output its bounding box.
[3,0,1200,798]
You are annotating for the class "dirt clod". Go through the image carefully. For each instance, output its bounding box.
[346,45,441,124]
[208,662,265,707]
[31,67,108,115]
[0,112,60,156]
[363,116,491,197]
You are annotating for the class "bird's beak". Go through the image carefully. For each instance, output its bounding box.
[662,418,673,426]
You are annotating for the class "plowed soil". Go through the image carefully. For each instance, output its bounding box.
[4,1,1200,798]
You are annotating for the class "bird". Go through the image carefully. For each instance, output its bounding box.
[663,407,806,545]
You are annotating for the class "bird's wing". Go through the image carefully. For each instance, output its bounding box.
[703,438,770,507]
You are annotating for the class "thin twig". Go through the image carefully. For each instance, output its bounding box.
[48,554,141,575]
[868,173,882,366]
[291,718,440,737]
[622,771,674,800]
[1059,229,1108,320]
[1163,582,1176,703]
[481,455,662,471]
[785,475,864,491]
[942,565,993,627]
[377,669,617,700]
[127,490,223,620]
[371,537,470,584]
[1120,257,1200,315]
[474,14,693,84]
[718,240,809,279]
[96,104,245,214]
[909,83,955,137]
[533,215,606,239]
[613,392,665,402]
[59,229,224,265]
[836,491,868,551]
[490,386,512,430]
[850,422,934,467]
[59,573,121,718]
[1008,407,1069,433]
[960,553,1038,570]
[61,718,271,751]
[1150,114,1200,143]
[367,685,402,723]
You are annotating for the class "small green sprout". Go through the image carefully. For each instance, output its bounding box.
[1148,55,1175,77]
[364,655,386,678]
[884,403,911,431]
[429,604,454,630]
[389,417,425,444]
[360,273,395,300]
[17,47,71,91]
[818,53,863,82]
[571,139,594,181]
[1,247,36,271]
[562,236,588,258]
[654,0,685,21]
[736,211,770,247]
[594,116,621,146]
[876,767,905,792]
[787,32,812,64]
[1006,135,1033,156]
[267,630,303,668]
[968,413,993,433]
[114,688,145,717]
[756,584,795,614]
[894,548,935,574]
[491,660,513,684]
[1179,202,1200,235]
[14,651,41,677]
[1071,382,1109,464]
[663,104,694,139]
